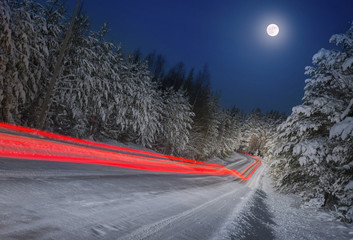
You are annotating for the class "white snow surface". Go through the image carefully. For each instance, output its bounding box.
[0,135,352,239]
[345,181,353,191]
[343,56,353,71]
[261,165,353,240]
[292,104,312,117]
[0,135,261,240]
[342,98,353,119]
[330,117,353,140]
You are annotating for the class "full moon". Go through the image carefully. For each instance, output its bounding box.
[267,24,279,37]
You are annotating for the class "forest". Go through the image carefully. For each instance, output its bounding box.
[0,0,352,221]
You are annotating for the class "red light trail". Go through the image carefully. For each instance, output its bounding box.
[0,122,261,180]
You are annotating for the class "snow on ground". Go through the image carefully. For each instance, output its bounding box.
[2,132,352,239]
[90,137,158,153]
[260,164,353,240]
[0,136,260,240]
[62,138,353,239]
[216,161,353,240]
[218,163,353,240]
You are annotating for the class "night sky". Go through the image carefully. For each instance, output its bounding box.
[73,0,353,114]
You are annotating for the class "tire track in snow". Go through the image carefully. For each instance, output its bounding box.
[119,185,247,240]
[119,165,265,240]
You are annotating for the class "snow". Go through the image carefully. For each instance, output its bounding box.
[345,181,353,191]
[275,25,353,224]
[330,117,353,140]
[215,164,353,239]
[312,48,326,64]
[1,132,352,239]
[260,165,353,240]
[0,135,264,240]
[342,98,353,119]
[292,105,312,117]
[343,56,353,71]
[298,156,307,166]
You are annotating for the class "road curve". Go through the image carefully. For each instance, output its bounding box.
[0,123,264,239]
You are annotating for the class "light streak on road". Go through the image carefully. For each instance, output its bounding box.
[0,122,261,180]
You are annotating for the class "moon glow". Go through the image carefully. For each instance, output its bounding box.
[267,24,279,37]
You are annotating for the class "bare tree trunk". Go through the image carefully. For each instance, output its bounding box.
[199,124,211,159]
[4,75,15,124]
[36,0,81,130]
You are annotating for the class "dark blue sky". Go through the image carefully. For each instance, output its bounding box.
[75,0,353,113]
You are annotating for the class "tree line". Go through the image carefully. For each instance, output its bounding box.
[4,0,351,223]
[0,0,284,161]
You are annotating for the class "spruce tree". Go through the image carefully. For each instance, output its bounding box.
[272,24,353,220]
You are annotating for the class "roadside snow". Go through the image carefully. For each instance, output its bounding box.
[83,140,353,239]
[90,137,157,153]
[3,131,352,239]
[262,165,353,240]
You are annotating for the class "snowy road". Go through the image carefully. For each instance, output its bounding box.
[0,123,265,239]
[2,125,350,240]
[0,146,263,239]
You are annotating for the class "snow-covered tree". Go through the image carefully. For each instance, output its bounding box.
[2,0,271,167]
[214,108,241,158]
[272,24,353,221]
[238,109,284,157]
[92,38,127,140]
[111,57,162,147]
[0,0,51,125]
[155,88,194,155]
[49,13,97,136]
[240,109,264,154]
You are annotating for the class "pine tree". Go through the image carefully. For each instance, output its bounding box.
[0,0,51,125]
[49,13,96,136]
[155,88,194,155]
[272,24,353,220]
[114,56,162,147]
